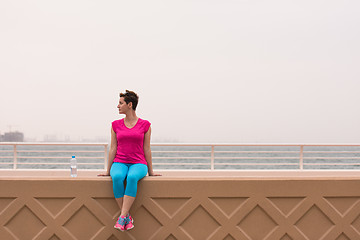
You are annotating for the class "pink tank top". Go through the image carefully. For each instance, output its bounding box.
[112,118,151,165]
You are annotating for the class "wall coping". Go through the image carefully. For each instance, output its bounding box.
[1,170,360,180]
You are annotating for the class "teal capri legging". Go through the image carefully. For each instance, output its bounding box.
[110,162,148,198]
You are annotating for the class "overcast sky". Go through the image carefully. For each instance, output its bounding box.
[1,0,359,143]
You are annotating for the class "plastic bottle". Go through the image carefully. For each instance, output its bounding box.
[70,155,77,177]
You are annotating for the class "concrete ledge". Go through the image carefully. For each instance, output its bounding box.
[1,171,360,239]
[2,169,360,179]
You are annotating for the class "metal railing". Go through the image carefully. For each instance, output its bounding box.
[0,142,108,170]
[1,143,360,170]
[150,143,360,170]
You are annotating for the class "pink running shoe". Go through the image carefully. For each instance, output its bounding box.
[114,216,127,231]
[125,214,134,230]
[127,213,134,223]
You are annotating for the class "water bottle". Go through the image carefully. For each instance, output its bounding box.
[70,156,77,177]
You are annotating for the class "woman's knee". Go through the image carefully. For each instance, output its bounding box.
[111,173,126,183]
[126,174,139,184]
[128,165,148,180]
[127,170,146,183]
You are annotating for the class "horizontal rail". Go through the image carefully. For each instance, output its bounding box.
[215,151,299,153]
[0,163,104,165]
[152,151,212,153]
[16,156,104,159]
[12,162,104,165]
[214,157,300,159]
[305,163,360,166]
[0,142,107,146]
[305,151,360,153]
[153,163,210,166]
[16,150,104,153]
[215,163,299,166]
[153,157,211,159]
[151,143,360,146]
[303,157,360,159]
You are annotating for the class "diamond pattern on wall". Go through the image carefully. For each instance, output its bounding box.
[63,205,104,240]
[351,214,360,233]
[336,232,351,240]
[129,205,163,240]
[107,234,119,240]
[35,197,74,218]
[180,205,221,240]
[209,197,248,218]
[93,197,120,218]
[3,177,360,240]
[267,197,305,217]
[49,234,60,240]
[4,205,46,240]
[0,197,16,216]
[324,197,360,216]
[223,234,235,240]
[238,205,278,240]
[165,234,177,240]
[280,233,293,240]
[151,197,190,218]
[295,204,334,239]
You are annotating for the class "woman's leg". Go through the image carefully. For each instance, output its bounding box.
[120,164,148,216]
[115,198,123,212]
[110,163,129,210]
[121,196,136,217]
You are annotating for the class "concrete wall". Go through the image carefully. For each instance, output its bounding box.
[1,172,360,240]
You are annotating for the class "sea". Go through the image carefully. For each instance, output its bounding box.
[1,144,360,170]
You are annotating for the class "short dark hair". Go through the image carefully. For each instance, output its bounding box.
[120,90,139,110]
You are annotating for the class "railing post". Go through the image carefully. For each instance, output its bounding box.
[104,144,108,171]
[211,145,215,170]
[13,144,17,170]
[299,145,304,170]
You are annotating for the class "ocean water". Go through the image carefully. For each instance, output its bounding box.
[1,144,360,170]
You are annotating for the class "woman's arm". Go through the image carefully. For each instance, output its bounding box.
[144,126,161,176]
[98,127,117,176]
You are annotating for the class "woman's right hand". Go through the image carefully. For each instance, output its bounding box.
[97,172,110,177]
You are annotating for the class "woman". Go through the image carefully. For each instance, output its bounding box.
[98,90,160,231]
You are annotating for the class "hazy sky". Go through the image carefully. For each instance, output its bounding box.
[1,0,359,143]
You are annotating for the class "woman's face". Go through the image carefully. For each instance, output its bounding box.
[117,97,131,114]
